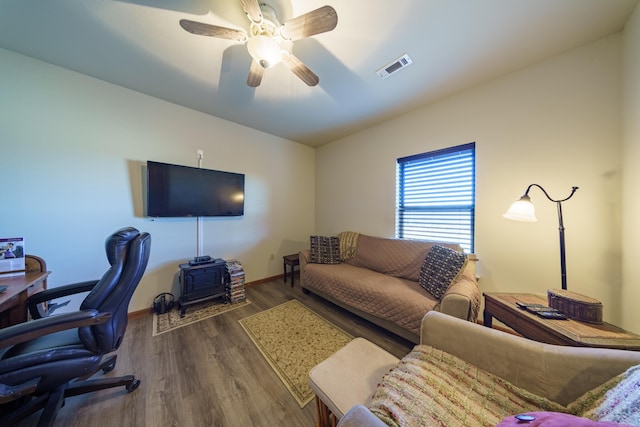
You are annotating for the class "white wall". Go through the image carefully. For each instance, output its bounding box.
[316,35,627,327]
[0,48,315,313]
[621,4,640,330]
[3,11,637,330]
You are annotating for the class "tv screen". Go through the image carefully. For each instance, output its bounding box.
[147,161,245,217]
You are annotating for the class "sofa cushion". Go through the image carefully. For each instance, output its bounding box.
[368,344,567,427]
[309,235,341,264]
[302,263,438,336]
[344,234,461,281]
[419,244,468,299]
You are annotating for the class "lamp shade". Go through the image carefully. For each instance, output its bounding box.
[247,35,282,69]
[503,195,538,222]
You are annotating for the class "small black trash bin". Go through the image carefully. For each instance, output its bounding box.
[153,293,174,315]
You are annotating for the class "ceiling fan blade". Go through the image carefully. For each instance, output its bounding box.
[281,52,319,86]
[240,0,263,24]
[280,5,338,41]
[247,59,264,87]
[180,19,247,42]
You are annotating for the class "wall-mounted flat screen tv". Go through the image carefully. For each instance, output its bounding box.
[147,161,245,217]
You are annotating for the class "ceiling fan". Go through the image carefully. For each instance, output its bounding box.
[180,1,338,87]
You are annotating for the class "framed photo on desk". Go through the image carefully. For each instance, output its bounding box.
[0,237,25,273]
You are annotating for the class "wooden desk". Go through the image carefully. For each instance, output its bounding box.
[0,255,49,327]
[483,292,640,350]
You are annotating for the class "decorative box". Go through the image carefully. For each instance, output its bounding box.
[547,289,603,324]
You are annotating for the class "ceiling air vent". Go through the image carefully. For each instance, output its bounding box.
[376,53,413,79]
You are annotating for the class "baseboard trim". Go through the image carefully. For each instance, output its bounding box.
[128,274,287,319]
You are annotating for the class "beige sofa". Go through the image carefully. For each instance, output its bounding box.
[330,311,640,427]
[299,233,480,343]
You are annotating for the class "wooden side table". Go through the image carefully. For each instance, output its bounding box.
[282,254,300,287]
[483,292,640,350]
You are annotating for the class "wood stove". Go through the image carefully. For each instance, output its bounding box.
[178,258,228,317]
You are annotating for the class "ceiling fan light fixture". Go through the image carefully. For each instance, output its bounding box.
[180,1,338,86]
[247,35,282,68]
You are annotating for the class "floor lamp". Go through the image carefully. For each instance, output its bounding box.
[503,184,578,290]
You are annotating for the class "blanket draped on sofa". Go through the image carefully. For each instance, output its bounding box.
[337,231,359,260]
[368,345,568,426]
[368,345,640,427]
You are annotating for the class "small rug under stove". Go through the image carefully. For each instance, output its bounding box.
[239,299,353,407]
[153,299,251,336]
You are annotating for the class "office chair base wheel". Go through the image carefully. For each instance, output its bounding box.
[126,379,140,393]
[100,355,118,374]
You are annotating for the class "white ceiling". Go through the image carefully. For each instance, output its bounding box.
[1,0,637,147]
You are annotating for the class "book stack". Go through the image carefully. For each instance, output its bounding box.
[225,259,246,303]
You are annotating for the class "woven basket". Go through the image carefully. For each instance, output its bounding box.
[547,289,603,324]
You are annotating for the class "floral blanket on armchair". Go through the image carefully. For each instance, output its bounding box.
[368,345,640,427]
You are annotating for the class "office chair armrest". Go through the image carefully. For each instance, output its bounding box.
[0,309,111,348]
[0,378,40,404]
[27,280,99,319]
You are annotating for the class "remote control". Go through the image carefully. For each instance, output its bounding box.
[536,311,568,320]
[516,302,560,313]
[516,302,548,310]
[525,306,560,313]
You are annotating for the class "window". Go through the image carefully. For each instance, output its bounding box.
[396,142,475,253]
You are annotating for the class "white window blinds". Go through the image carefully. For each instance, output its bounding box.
[396,142,475,253]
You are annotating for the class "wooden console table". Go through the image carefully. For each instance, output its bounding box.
[0,255,49,327]
[483,292,640,350]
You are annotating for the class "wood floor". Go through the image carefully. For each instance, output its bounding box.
[17,277,413,427]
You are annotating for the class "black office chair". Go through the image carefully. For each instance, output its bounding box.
[0,227,151,427]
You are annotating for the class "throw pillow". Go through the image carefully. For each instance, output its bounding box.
[496,412,627,426]
[309,235,341,264]
[418,244,467,300]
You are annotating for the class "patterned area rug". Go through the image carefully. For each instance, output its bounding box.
[153,299,251,336]
[239,299,353,407]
